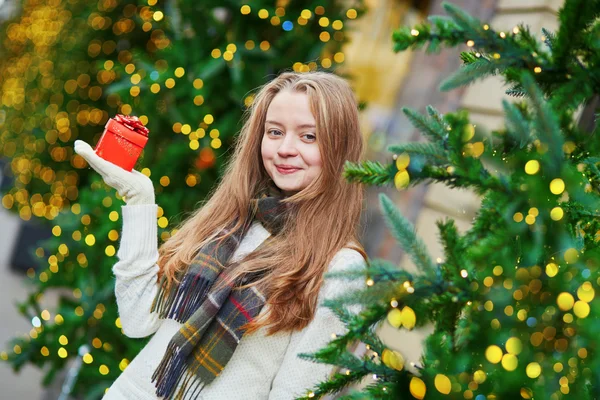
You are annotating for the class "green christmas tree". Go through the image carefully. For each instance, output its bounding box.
[300,1,600,399]
[0,0,365,397]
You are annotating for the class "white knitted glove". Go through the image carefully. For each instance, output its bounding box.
[73,140,155,205]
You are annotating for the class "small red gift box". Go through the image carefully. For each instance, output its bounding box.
[94,114,149,172]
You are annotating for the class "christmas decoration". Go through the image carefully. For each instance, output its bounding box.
[0,0,366,397]
[299,1,600,399]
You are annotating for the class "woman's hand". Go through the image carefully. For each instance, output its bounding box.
[74,140,155,205]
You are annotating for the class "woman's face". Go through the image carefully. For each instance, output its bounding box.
[261,90,322,196]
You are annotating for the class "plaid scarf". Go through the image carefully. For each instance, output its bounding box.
[149,184,288,399]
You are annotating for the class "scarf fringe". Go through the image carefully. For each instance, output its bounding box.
[152,341,187,398]
[152,273,213,322]
[152,342,208,400]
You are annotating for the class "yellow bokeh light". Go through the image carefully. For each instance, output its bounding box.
[506,337,522,355]
[119,358,130,371]
[211,138,222,149]
[58,348,68,358]
[550,207,564,221]
[240,5,251,15]
[158,217,168,228]
[524,160,540,174]
[381,348,404,371]
[409,377,426,399]
[400,306,416,329]
[186,175,198,187]
[193,78,204,89]
[550,178,565,194]
[387,308,402,328]
[260,41,270,51]
[105,245,116,257]
[153,11,164,21]
[107,229,119,242]
[526,362,541,378]
[85,234,95,246]
[394,170,410,190]
[332,20,343,30]
[346,9,357,19]
[557,292,575,311]
[485,345,503,364]
[395,153,410,170]
[513,212,524,222]
[501,353,518,371]
[160,176,170,186]
[573,301,590,318]
[434,374,451,394]
[546,262,559,277]
[473,370,486,383]
[577,282,595,302]
[334,52,345,63]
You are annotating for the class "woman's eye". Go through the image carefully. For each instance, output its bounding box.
[304,134,316,141]
[268,129,283,136]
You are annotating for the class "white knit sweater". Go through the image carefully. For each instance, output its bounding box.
[102,204,366,400]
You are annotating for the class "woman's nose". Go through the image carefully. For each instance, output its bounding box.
[277,135,298,157]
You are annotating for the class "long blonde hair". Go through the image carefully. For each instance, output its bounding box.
[157,71,365,335]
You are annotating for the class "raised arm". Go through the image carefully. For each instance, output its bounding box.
[268,248,366,400]
[74,140,162,338]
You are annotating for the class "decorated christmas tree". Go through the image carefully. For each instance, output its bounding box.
[300,1,600,399]
[0,0,365,397]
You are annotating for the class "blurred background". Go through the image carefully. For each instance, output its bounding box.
[0,0,562,398]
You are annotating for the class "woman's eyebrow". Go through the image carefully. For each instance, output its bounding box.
[265,120,316,129]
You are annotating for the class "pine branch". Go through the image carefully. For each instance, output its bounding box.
[441,2,484,37]
[402,107,447,142]
[553,0,600,67]
[440,56,499,91]
[541,27,556,51]
[502,99,534,148]
[343,160,395,186]
[387,142,447,162]
[379,194,436,275]
[520,72,565,173]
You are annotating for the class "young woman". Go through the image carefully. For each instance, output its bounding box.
[74,71,367,400]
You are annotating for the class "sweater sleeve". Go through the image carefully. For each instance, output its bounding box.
[268,248,366,400]
[112,203,163,338]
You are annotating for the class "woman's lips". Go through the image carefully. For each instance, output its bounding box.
[275,166,301,174]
